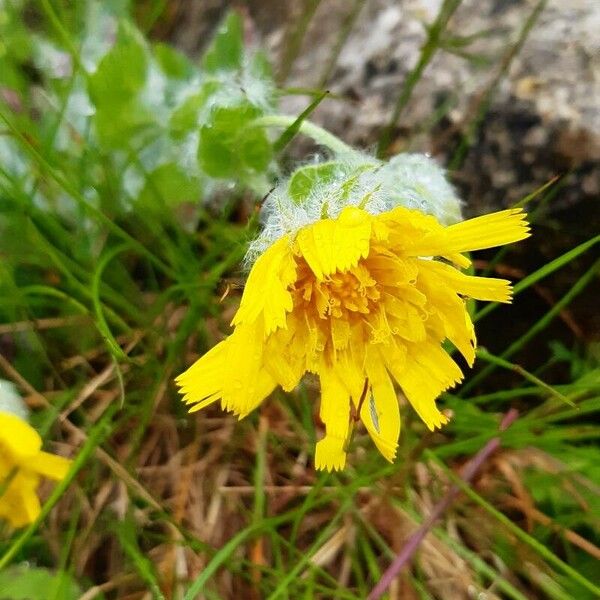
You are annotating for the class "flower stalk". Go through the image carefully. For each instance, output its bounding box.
[251,114,355,155]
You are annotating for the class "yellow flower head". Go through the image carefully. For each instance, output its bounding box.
[0,411,71,527]
[177,198,530,471]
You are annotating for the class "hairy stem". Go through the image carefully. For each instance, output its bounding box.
[252,115,354,155]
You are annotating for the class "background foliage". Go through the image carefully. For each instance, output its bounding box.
[0,1,598,598]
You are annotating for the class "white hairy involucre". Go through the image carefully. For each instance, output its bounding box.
[245,152,463,266]
[0,379,29,421]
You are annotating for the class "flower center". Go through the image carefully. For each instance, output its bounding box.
[293,259,380,320]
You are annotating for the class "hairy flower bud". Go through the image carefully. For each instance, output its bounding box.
[246,152,462,265]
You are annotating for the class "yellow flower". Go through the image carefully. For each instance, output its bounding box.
[177,206,530,470]
[0,412,71,527]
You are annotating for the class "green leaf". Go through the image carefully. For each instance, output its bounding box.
[153,42,194,80]
[0,567,81,600]
[169,82,220,139]
[197,103,264,178]
[198,127,238,178]
[87,20,153,148]
[248,50,273,82]
[239,127,272,173]
[88,21,147,110]
[0,4,32,93]
[93,102,155,148]
[202,11,244,73]
[288,162,339,204]
[138,163,201,209]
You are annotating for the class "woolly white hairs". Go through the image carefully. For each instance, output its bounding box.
[196,59,275,125]
[0,379,29,421]
[245,152,463,266]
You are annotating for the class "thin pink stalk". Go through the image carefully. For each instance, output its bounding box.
[367,408,519,600]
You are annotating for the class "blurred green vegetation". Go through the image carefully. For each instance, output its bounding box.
[0,1,599,599]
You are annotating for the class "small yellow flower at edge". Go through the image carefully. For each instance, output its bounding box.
[0,412,71,528]
[176,205,530,471]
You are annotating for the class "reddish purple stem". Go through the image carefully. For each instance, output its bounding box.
[367,408,519,600]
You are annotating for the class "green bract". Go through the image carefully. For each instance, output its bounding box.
[247,151,463,264]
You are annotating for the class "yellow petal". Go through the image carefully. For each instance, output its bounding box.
[386,343,460,430]
[414,265,477,365]
[29,451,71,481]
[300,312,328,372]
[385,301,427,342]
[232,369,278,420]
[361,349,400,462]
[318,365,351,440]
[232,235,296,336]
[21,489,42,526]
[296,206,371,279]
[367,254,419,286]
[221,323,273,417]
[446,253,471,269]
[315,364,351,471]
[380,206,444,239]
[176,325,276,419]
[330,317,351,352]
[444,207,531,251]
[175,338,229,409]
[0,472,41,528]
[315,436,347,472]
[407,208,530,257]
[263,356,302,392]
[263,315,306,391]
[0,413,42,461]
[186,392,220,413]
[413,343,464,390]
[447,309,477,367]
[390,365,448,430]
[423,260,513,303]
[335,347,369,405]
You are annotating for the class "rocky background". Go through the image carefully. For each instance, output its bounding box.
[162,0,599,212]
[153,0,599,346]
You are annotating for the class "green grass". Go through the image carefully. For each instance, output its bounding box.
[0,1,599,599]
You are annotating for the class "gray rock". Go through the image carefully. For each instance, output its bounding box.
[168,0,600,216]
[275,0,599,213]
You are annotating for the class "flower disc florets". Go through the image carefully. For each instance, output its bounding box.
[177,157,530,470]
